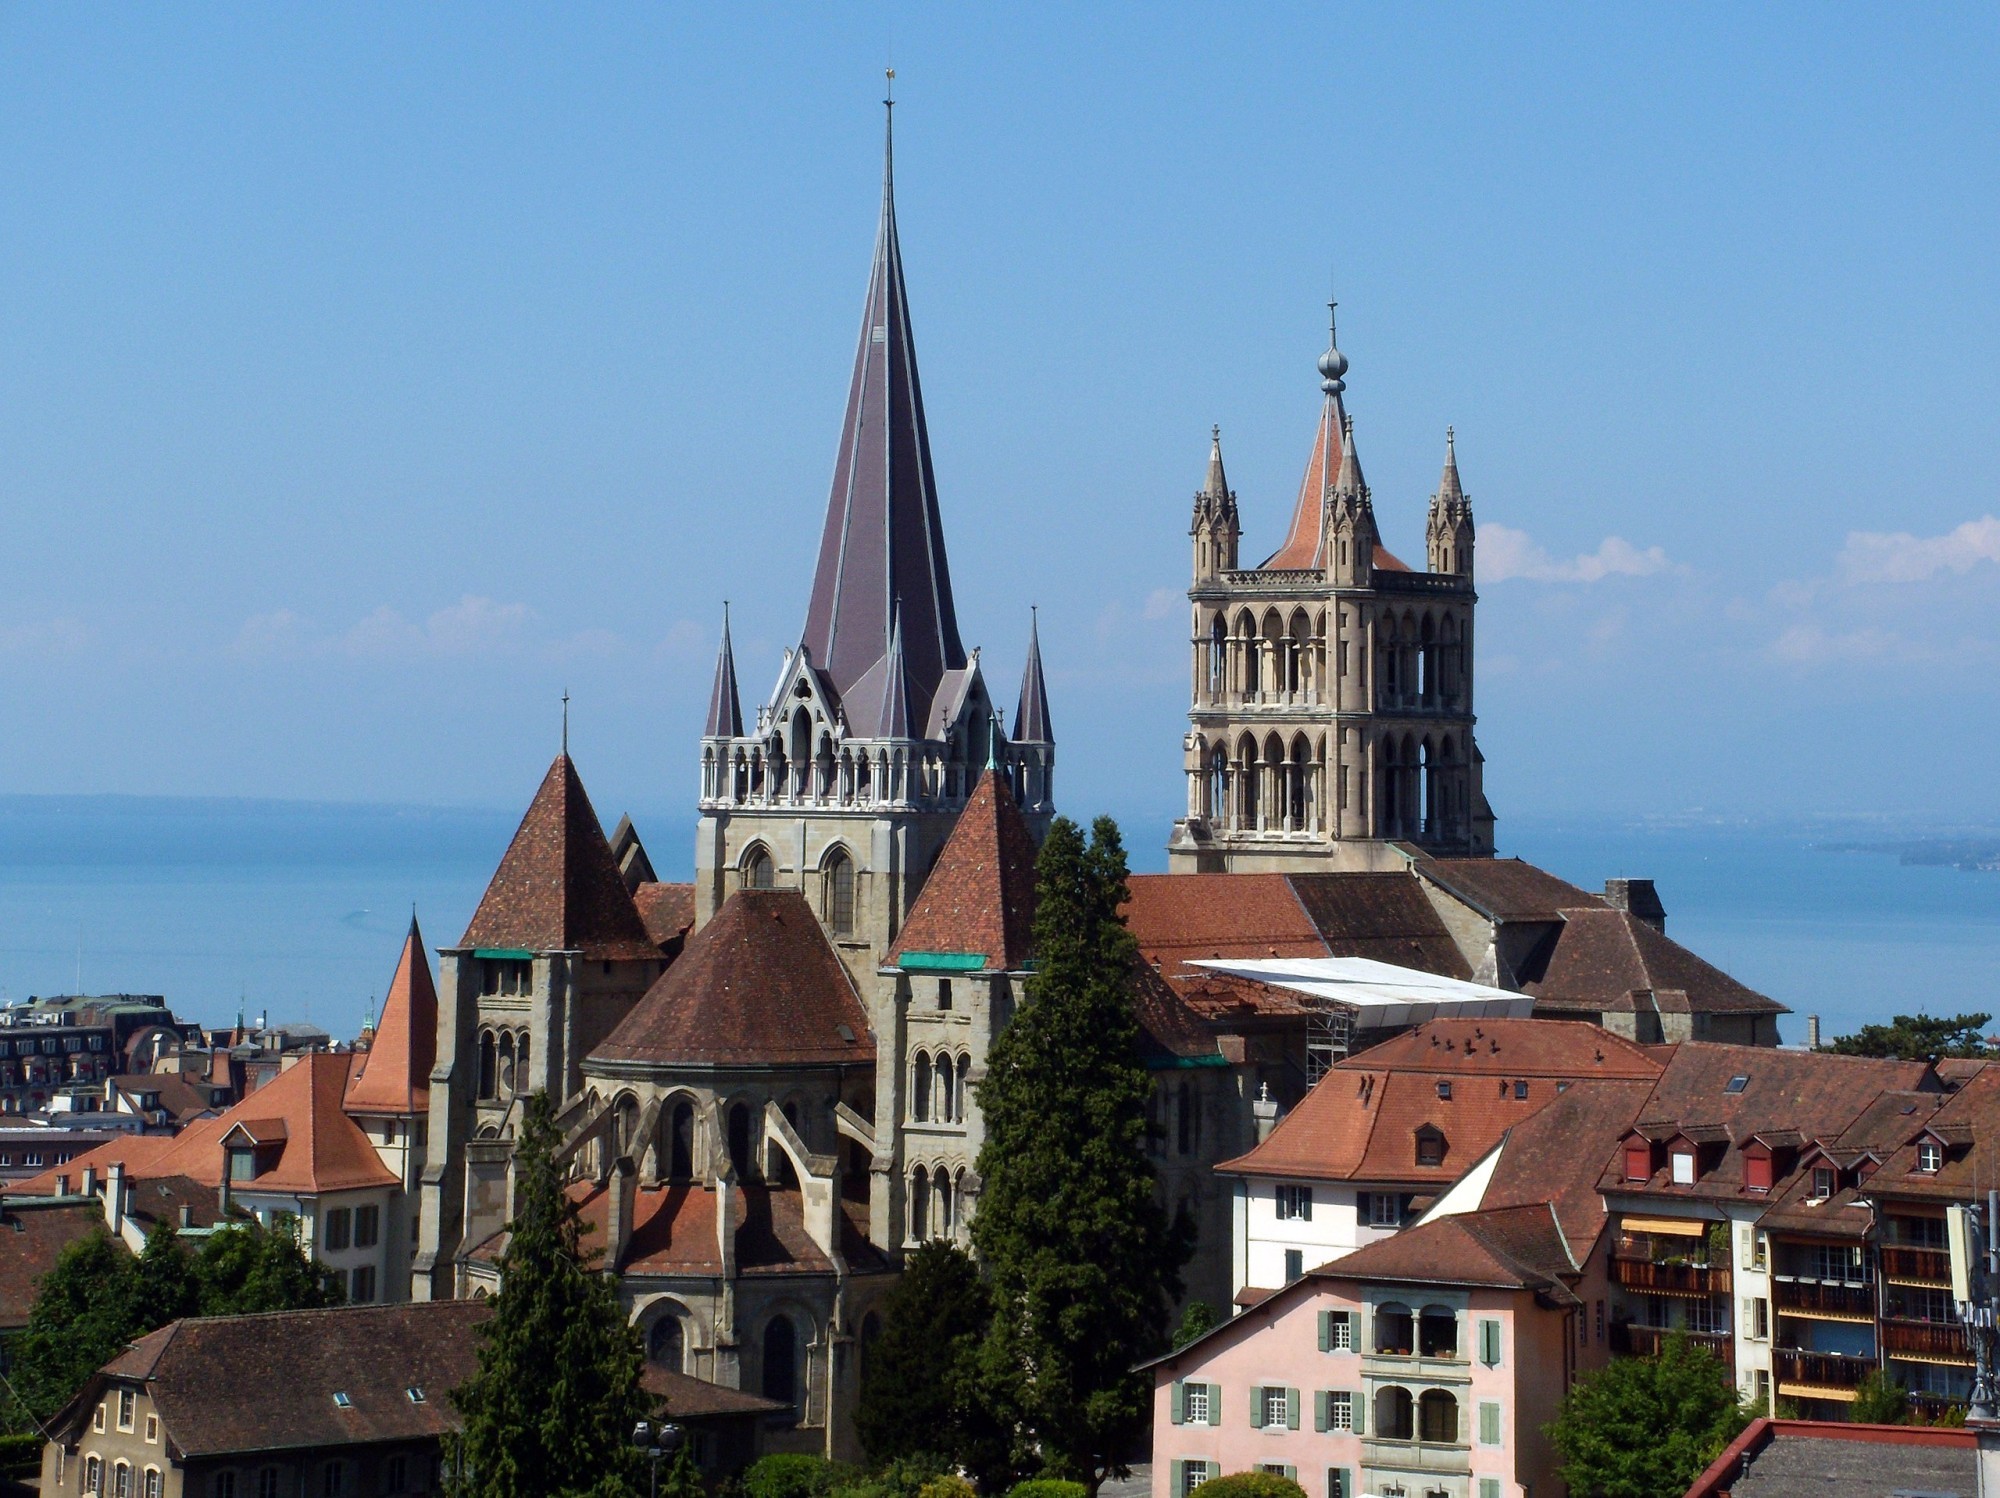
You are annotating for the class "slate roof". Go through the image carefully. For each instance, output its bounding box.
[592,891,874,1070]
[799,107,965,729]
[458,754,660,962]
[0,1197,102,1332]
[74,1301,489,1458]
[887,769,1039,971]
[344,915,437,1115]
[1599,1044,1940,1206]
[1523,906,1785,1018]
[16,1053,396,1198]
[1014,612,1053,744]
[1314,1203,1580,1304]
[1220,1020,1661,1184]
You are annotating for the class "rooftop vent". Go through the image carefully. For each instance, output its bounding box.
[836,1023,856,1043]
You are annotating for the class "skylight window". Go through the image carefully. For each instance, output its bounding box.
[1436,1081,1452,1101]
[333,1393,352,1409]
[406,1387,426,1404]
[1725,1075,1749,1094]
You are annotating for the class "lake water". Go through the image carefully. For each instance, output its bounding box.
[1,796,1995,1047]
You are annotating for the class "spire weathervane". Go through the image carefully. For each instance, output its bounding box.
[1318,282,1348,396]
[561,689,570,756]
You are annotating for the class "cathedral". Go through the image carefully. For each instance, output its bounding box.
[407,105,1785,1465]
[1169,309,1493,873]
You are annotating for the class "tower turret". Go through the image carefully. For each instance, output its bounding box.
[1190,426,1239,581]
[1324,413,1378,588]
[1426,427,1474,577]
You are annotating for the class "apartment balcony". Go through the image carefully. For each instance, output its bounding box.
[1880,1245,1952,1284]
[1612,1256,1732,1296]
[1610,1324,1732,1361]
[1880,1318,1970,1362]
[1772,1277,1875,1319]
[1361,1352,1471,1384]
[1774,1348,1877,1390]
[1359,1439,1472,1477]
[1909,1391,1970,1423]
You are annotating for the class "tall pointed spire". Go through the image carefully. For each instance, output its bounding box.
[704,603,742,738]
[1263,295,1350,568]
[1203,425,1230,502]
[1014,608,1053,745]
[1436,425,1464,504]
[1333,412,1367,498]
[801,98,966,732]
[876,599,913,739]
[344,911,438,1115]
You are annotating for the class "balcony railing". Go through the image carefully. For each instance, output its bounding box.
[1881,1318,1970,1361]
[1612,1256,1732,1295]
[1359,1438,1472,1476]
[1774,1348,1877,1389]
[1772,1277,1875,1318]
[1909,1391,1969,1423]
[1610,1324,1732,1361]
[1880,1245,1952,1283]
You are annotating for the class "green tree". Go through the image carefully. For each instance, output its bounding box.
[856,1241,1001,1480]
[446,1090,647,1498]
[196,1214,344,1315]
[132,1225,203,1330]
[1850,1369,1910,1424]
[1171,1301,1217,1351]
[1827,1012,1995,1060]
[1547,1332,1750,1498]
[973,815,1191,1494]
[5,1229,136,1427]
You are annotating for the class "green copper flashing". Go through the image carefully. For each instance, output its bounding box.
[1146,1053,1232,1071]
[897,952,990,973]
[472,948,534,961]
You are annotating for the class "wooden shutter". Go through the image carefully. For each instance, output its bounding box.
[1351,1389,1365,1436]
[1171,1381,1185,1425]
[1317,1309,1331,1352]
[1314,1390,1329,1432]
[1479,1400,1500,1445]
[1250,1386,1265,1428]
[1206,1383,1222,1427]
[1170,1460,1185,1498]
[1286,1387,1301,1430]
[1328,1470,1350,1498]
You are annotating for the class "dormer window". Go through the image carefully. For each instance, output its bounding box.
[1917,1139,1942,1173]
[1744,1145,1774,1194]
[1624,1138,1653,1182]
[227,1146,256,1183]
[1415,1126,1447,1168]
[1810,1166,1836,1201]
[1670,1148,1696,1185]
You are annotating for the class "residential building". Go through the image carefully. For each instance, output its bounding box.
[0,1194,102,1373]
[1150,1205,1586,1498]
[1218,1019,1661,1300]
[1680,1417,1982,1498]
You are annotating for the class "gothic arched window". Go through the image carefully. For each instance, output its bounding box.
[477,1031,497,1101]
[912,1053,932,1124]
[910,1166,931,1241]
[761,1315,798,1410]
[745,847,776,890]
[824,850,856,935]
[649,1312,685,1373]
[669,1100,695,1181]
[727,1102,754,1179]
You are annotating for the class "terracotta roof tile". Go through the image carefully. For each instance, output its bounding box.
[1418,857,1606,922]
[1856,1063,2000,1206]
[633,882,696,950]
[592,891,874,1069]
[1477,1077,1658,1255]
[0,1197,103,1332]
[1123,874,1325,980]
[1315,1204,1579,1303]
[642,1366,783,1418]
[887,770,1039,971]
[1286,874,1471,977]
[459,755,659,961]
[344,916,437,1116]
[80,1301,488,1457]
[1524,907,1786,1017]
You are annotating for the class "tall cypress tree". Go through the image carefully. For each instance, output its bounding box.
[972,815,1189,1493]
[856,1240,1006,1485]
[447,1089,647,1498]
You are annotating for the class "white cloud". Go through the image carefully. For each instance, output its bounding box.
[1835,516,2000,585]
[1142,587,1179,620]
[1480,523,1673,583]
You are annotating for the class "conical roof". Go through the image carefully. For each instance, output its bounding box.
[887,769,1041,971]
[591,890,875,1068]
[1202,426,1231,503]
[1262,389,1346,569]
[704,606,743,738]
[344,915,438,1115]
[800,105,966,732]
[1435,427,1465,505]
[1014,612,1053,745]
[459,755,659,961]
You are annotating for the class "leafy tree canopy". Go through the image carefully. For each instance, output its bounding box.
[1171,1301,1217,1351]
[973,815,1191,1494]
[446,1090,647,1498]
[1547,1333,1751,1498]
[855,1240,1005,1484]
[1827,1012,1996,1060]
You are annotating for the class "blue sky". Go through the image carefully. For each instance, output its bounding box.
[1,6,1997,851]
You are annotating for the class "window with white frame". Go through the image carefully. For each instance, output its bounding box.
[1325,1390,1353,1431]
[1810,1166,1835,1201]
[1918,1140,1943,1173]
[1184,1383,1210,1424]
[1263,1386,1289,1427]
[117,1390,135,1430]
[1365,1193,1402,1228]
[1179,1461,1211,1498]
[144,1413,157,1443]
[143,1468,161,1498]
[1276,1184,1313,1221]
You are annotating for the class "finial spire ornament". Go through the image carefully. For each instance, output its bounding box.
[1317,291,1349,396]
[561,690,570,756]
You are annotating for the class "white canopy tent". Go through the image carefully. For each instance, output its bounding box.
[1186,954,1533,1032]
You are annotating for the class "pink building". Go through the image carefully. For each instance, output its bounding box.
[1149,1205,1584,1498]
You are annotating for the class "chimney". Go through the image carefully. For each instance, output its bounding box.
[605,1157,636,1274]
[1806,1014,1822,1051]
[106,1160,126,1235]
[55,1173,70,1197]
[81,1165,98,1196]
[1603,878,1667,935]
[1253,1081,1282,1144]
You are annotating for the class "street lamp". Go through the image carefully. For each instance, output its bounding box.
[631,1419,686,1498]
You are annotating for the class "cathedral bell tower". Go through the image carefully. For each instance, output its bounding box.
[1168,299,1496,873]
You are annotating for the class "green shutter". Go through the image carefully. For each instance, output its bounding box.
[1318,1309,1331,1352]
[1286,1387,1301,1430]
[1251,1386,1265,1429]
[1171,1381,1185,1425]
[1282,1467,1297,1483]
[1314,1390,1328,1432]
[1479,1400,1500,1445]
[1329,1470,1350,1498]
[1351,1389,1365,1436]
[1206,1384,1221,1428]
[1171,1461,1185,1498]
[1479,1481,1501,1498]
[1481,1318,1502,1365]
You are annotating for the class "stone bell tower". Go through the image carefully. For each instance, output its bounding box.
[1167,301,1495,873]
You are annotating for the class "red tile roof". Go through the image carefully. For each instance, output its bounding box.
[1869,1063,2000,1205]
[1315,1203,1580,1303]
[592,890,875,1069]
[1123,874,1326,981]
[1418,857,1606,921]
[1524,907,1785,1017]
[1476,1077,1658,1256]
[1221,1020,1662,1183]
[459,754,660,961]
[642,1366,783,1418]
[634,882,696,950]
[887,770,1040,971]
[0,1197,103,1332]
[16,1053,395,1198]
[344,915,438,1116]
[78,1301,488,1457]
